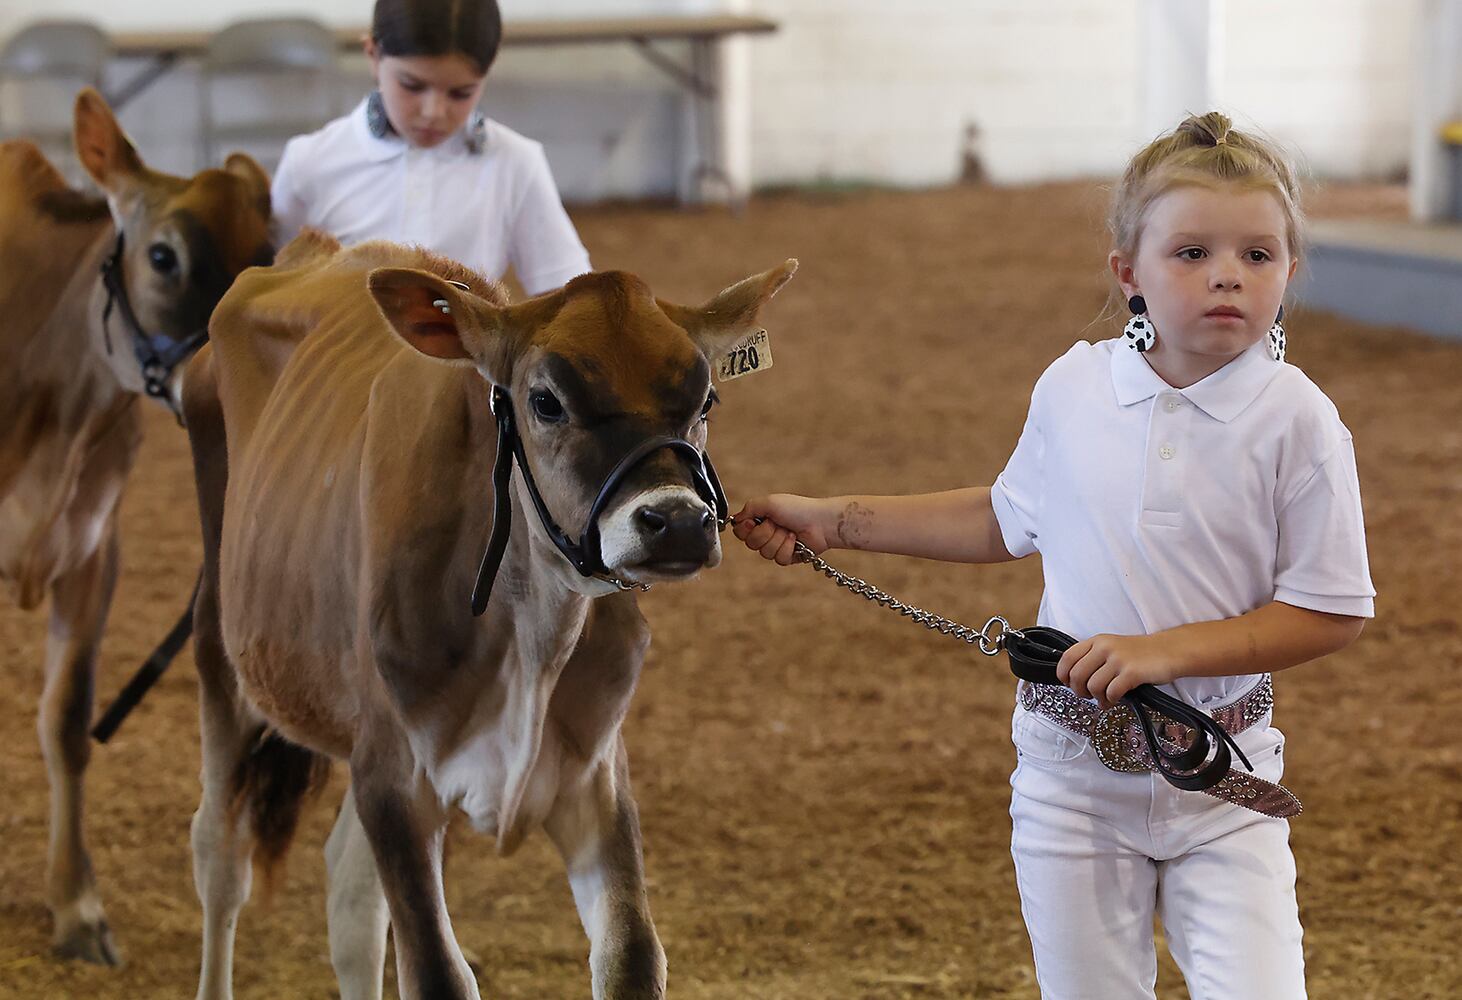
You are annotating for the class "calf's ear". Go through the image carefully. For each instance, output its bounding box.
[367,268,520,384]
[657,259,798,358]
[73,88,143,192]
[224,153,272,220]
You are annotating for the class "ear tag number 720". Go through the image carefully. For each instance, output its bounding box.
[716,329,773,383]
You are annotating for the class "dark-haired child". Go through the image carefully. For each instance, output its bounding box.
[272,0,589,295]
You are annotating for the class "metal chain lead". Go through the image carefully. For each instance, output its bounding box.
[787,538,1021,656]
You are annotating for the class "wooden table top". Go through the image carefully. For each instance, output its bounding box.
[109,14,778,57]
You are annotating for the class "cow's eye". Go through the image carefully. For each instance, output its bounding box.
[700,390,717,421]
[148,242,179,275]
[529,390,565,422]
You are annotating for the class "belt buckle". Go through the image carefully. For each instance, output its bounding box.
[1091,704,1149,773]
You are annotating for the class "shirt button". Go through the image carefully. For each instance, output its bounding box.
[1159,444,1176,460]
[1165,398,1181,412]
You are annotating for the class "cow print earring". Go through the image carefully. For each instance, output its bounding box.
[1124,295,1156,352]
[1267,305,1286,362]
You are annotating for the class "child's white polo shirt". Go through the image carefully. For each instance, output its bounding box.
[270,99,591,296]
[990,337,1375,708]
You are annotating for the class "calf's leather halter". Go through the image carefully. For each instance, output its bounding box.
[470,385,728,616]
[88,233,215,740]
[100,233,209,420]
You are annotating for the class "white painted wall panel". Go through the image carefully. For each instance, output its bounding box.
[1222,0,1419,180]
[0,0,1426,195]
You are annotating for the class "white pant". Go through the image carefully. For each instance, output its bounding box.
[1009,705,1306,1000]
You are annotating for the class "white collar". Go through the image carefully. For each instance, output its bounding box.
[1110,337,1282,423]
[351,97,478,161]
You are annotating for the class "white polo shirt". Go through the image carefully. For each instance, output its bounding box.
[270,99,591,296]
[990,337,1375,707]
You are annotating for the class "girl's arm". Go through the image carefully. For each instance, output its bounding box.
[509,143,591,296]
[732,488,1020,565]
[1059,601,1366,709]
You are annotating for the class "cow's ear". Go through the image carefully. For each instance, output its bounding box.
[367,268,516,380]
[658,259,798,358]
[224,153,271,220]
[73,88,143,191]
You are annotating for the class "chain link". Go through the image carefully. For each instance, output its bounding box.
[788,539,1021,656]
[609,577,652,592]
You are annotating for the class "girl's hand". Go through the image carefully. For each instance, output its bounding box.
[730,494,834,565]
[1056,633,1185,709]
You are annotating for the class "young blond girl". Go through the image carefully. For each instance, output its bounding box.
[734,113,1373,999]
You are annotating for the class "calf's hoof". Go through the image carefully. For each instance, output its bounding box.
[53,918,121,966]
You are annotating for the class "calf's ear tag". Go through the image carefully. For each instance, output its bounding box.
[715,329,773,383]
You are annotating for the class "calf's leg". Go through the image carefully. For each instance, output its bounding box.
[352,743,477,1000]
[189,569,261,1000]
[39,523,120,965]
[186,350,253,1000]
[546,740,666,1000]
[325,786,390,1000]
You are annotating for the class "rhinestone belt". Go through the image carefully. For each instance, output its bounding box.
[1020,675,1302,818]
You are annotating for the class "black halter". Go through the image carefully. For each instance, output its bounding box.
[100,233,210,420]
[85,234,216,742]
[1004,625,1254,791]
[470,385,729,616]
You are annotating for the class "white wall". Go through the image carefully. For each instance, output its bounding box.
[744,0,1419,187]
[1222,0,1418,181]
[745,0,1142,187]
[1411,0,1462,219]
[0,0,1425,198]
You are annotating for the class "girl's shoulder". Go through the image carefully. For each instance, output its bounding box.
[1029,338,1112,396]
[1259,362,1353,452]
[284,108,360,156]
[475,118,558,184]
[1048,337,1112,371]
[275,108,365,185]
[478,117,544,158]
[1266,361,1343,414]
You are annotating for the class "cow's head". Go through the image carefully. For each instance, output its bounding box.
[368,261,797,590]
[73,88,274,400]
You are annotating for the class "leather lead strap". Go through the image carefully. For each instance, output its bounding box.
[470,395,519,616]
[1005,625,1253,791]
[91,572,201,743]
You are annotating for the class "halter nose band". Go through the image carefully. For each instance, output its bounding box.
[581,437,717,552]
[470,386,728,615]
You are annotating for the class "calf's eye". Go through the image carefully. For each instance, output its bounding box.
[530,390,564,421]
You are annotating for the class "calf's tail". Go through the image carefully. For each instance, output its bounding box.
[232,727,331,896]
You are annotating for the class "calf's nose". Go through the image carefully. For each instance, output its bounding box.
[636,500,716,559]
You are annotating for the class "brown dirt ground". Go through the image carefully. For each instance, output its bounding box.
[2,181,1458,999]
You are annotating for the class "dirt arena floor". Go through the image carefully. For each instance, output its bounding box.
[2,180,1458,999]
